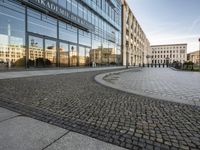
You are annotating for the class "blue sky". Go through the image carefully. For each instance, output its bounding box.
[126,0,200,52]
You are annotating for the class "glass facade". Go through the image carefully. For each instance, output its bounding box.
[0,0,122,69]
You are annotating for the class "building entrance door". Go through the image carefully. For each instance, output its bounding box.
[69,45,77,67]
[45,39,57,67]
[78,46,91,66]
[59,42,69,67]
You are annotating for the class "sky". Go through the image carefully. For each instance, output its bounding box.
[126,0,200,53]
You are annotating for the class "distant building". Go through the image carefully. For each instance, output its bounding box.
[187,50,200,64]
[151,44,187,64]
[121,0,152,66]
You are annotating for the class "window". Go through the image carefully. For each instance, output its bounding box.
[67,0,72,11]
[28,8,57,38]
[0,0,25,67]
[72,0,77,15]
[59,21,77,43]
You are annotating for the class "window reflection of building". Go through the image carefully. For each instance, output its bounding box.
[28,36,44,67]
[70,45,77,67]
[0,44,25,66]
[90,47,118,65]
[59,43,69,67]
[0,1,25,68]
[45,40,57,67]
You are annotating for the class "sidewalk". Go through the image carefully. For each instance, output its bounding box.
[0,66,125,80]
[0,107,126,150]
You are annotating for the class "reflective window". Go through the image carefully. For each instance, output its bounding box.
[28,8,57,38]
[58,0,66,9]
[78,3,84,18]
[45,39,57,67]
[72,0,77,15]
[79,46,86,66]
[91,35,102,65]
[0,1,25,69]
[67,0,72,11]
[79,30,91,46]
[59,42,69,67]
[70,45,77,66]
[29,36,44,67]
[86,47,91,66]
[59,21,77,43]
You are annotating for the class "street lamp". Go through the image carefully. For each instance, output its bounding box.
[199,38,200,71]
[126,43,129,69]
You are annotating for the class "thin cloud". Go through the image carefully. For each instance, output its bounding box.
[188,17,200,33]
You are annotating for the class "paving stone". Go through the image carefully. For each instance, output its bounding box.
[0,68,199,149]
[0,107,19,122]
[0,116,67,150]
[45,132,127,150]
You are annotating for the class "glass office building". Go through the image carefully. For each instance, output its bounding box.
[0,0,122,69]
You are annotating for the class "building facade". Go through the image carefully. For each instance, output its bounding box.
[151,44,187,65]
[187,50,200,64]
[121,0,151,66]
[0,0,122,69]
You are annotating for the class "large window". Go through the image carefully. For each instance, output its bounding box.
[91,35,102,65]
[70,45,77,66]
[28,36,44,67]
[79,30,91,46]
[59,42,69,67]
[79,46,86,66]
[71,0,77,15]
[28,8,57,38]
[45,39,57,67]
[59,21,77,43]
[0,1,25,68]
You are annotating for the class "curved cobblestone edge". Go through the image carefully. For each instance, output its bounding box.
[95,69,200,106]
[0,70,200,150]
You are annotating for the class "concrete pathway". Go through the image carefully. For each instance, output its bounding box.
[0,66,124,79]
[0,107,126,150]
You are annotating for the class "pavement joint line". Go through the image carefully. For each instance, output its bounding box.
[41,130,70,150]
[0,114,22,124]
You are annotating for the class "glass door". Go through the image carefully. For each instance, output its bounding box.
[78,46,91,66]
[86,47,91,66]
[59,42,69,67]
[79,46,86,66]
[28,36,44,67]
[45,39,57,67]
[69,45,77,67]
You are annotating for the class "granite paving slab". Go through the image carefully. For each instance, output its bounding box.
[0,107,19,122]
[0,116,68,150]
[45,132,127,150]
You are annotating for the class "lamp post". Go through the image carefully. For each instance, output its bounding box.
[126,43,129,69]
[199,38,200,71]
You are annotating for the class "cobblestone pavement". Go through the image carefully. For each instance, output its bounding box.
[102,68,200,106]
[0,69,200,150]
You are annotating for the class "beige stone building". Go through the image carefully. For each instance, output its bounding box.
[121,0,152,66]
[151,44,187,64]
[187,50,200,64]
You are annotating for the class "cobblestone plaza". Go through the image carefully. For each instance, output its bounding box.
[101,68,200,106]
[0,68,200,150]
